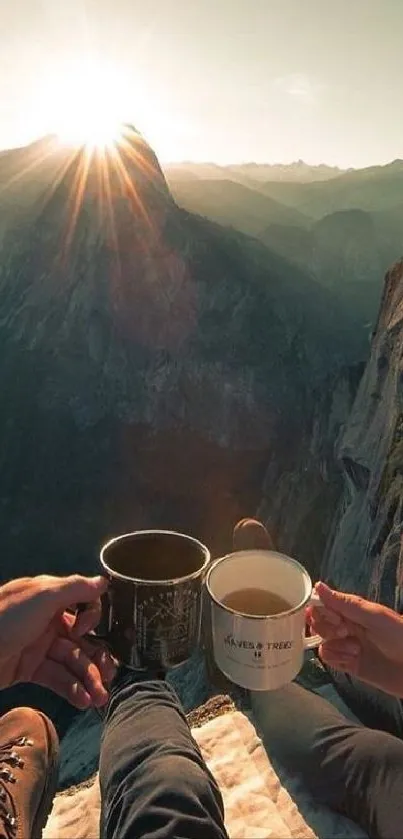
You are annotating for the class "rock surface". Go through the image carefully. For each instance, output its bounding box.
[323,259,403,604]
[258,364,362,578]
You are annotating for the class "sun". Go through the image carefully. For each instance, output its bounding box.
[47,57,128,151]
[31,53,193,162]
[56,111,121,151]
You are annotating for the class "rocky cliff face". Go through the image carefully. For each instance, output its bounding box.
[258,363,363,580]
[0,128,361,581]
[323,259,403,606]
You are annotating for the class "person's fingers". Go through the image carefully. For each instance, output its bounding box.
[315,582,393,631]
[71,600,102,637]
[13,626,56,683]
[47,637,109,707]
[321,637,361,657]
[307,593,343,627]
[60,613,117,684]
[318,654,359,675]
[309,611,349,640]
[319,654,359,675]
[307,598,349,639]
[33,660,93,709]
[318,637,361,674]
[61,611,76,631]
[42,575,108,613]
[92,646,117,685]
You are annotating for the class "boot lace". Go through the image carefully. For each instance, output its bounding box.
[0,737,33,838]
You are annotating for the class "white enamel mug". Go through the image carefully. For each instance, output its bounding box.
[205,549,322,691]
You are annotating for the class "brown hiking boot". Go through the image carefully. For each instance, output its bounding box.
[0,708,59,839]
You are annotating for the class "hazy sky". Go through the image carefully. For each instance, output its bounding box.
[1,0,402,166]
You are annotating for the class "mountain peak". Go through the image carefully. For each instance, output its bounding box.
[0,126,173,231]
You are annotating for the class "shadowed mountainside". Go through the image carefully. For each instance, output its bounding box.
[261,210,391,330]
[0,128,360,581]
[168,160,403,336]
[165,177,310,238]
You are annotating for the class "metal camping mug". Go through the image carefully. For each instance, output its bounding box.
[87,530,210,670]
[206,549,323,691]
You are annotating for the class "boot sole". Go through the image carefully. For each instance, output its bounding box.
[31,714,60,839]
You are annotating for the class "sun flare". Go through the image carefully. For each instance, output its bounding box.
[56,114,121,151]
[29,52,192,161]
[48,57,128,151]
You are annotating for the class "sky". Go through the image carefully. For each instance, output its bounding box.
[1,0,402,167]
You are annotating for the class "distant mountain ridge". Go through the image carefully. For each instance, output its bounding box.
[164,160,347,184]
[169,178,311,238]
[260,209,387,327]
[167,157,403,334]
[260,159,403,216]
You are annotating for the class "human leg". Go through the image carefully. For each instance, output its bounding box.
[99,671,228,839]
[320,666,403,738]
[252,681,403,839]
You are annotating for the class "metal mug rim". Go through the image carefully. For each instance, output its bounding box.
[100,529,211,587]
[205,549,313,620]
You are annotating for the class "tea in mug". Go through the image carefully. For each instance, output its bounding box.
[221,588,292,616]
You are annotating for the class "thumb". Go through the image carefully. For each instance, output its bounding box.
[315,581,386,631]
[50,575,108,610]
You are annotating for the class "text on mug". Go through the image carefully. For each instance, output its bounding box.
[224,636,293,651]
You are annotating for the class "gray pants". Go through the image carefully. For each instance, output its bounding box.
[252,678,403,839]
[99,672,228,839]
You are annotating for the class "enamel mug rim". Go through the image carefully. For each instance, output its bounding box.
[100,529,211,587]
[205,549,314,619]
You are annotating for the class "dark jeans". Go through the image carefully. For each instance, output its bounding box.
[252,675,403,839]
[99,672,228,839]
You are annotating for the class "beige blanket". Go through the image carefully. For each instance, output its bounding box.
[44,695,365,839]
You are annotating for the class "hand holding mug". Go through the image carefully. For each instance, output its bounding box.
[308,581,403,697]
[0,575,116,708]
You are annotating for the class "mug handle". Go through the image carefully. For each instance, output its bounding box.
[304,590,323,650]
[75,597,112,649]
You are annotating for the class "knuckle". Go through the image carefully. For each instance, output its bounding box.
[67,574,83,587]
[16,576,35,587]
[33,575,56,597]
[353,595,365,608]
[70,645,81,663]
